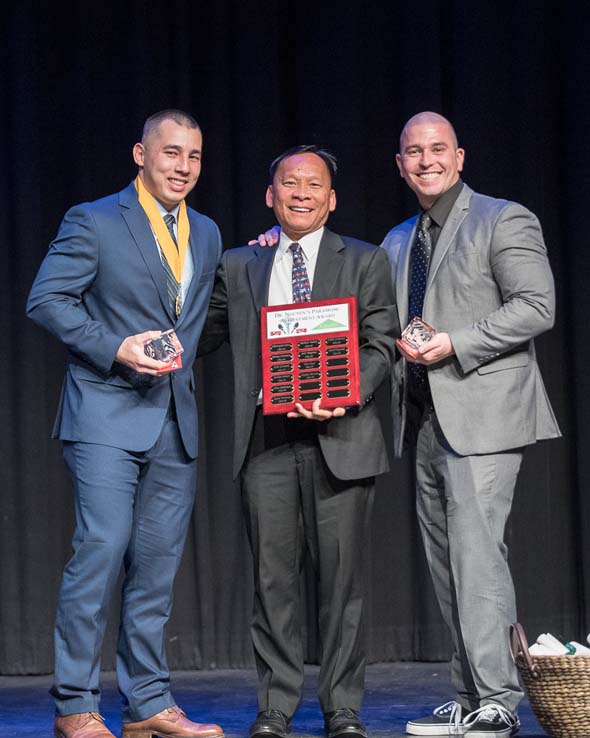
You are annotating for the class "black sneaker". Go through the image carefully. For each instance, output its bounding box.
[249,710,291,738]
[406,701,463,735]
[462,704,520,737]
[324,708,368,738]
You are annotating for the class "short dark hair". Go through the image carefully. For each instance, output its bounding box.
[268,144,337,185]
[142,109,200,142]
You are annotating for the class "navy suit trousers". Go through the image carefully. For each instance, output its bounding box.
[51,413,197,722]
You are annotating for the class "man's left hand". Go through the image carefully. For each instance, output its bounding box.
[398,332,455,365]
[287,398,346,420]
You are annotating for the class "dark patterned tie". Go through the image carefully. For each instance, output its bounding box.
[289,242,312,303]
[407,213,432,387]
[162,213,181,316]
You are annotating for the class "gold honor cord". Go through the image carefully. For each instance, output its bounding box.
[134,176,190,282]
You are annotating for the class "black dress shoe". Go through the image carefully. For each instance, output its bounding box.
[324,708,367,738]
[249,710,291,738]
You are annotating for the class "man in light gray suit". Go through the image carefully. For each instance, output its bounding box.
[382,112,561,738]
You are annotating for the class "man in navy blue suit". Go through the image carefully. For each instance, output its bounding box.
[27,110,224,738]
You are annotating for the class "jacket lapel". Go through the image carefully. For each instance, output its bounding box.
[119,183,175,321]
[245,228,344,313]
[397,218,417,328]
[311,229,345,300]
[426,184,472,289]
[175,213,204,325]
[247,245,276,312]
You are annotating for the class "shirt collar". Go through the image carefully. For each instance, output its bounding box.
[422,179,464,228]
[276,226,325,262]
[155,201,180,220]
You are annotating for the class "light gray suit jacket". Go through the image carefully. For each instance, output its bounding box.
[381,183,561,457]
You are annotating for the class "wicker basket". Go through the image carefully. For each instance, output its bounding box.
[510,623,590,738]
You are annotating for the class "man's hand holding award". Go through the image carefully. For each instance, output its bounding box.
[397,317,436,359]
[396,317,456,365]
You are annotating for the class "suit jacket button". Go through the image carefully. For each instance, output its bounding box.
[250,388,259,397]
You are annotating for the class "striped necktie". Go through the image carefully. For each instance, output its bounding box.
[164,212,178,246]
[162,213,181,316]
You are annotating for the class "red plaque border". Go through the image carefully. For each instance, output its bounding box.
[261,296,360,415]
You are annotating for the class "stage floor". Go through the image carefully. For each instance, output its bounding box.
[0,662,546,737]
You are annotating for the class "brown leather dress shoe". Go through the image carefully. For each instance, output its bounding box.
[54,712,116,738]
[121,706,224,738]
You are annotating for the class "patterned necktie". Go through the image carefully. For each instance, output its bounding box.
[407,213,432,387]
[162,213,181,316]
[289,242,312,303]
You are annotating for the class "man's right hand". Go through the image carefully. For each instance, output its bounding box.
[247,225,281,247]
[115,331,175,375]
[396,332,455,366]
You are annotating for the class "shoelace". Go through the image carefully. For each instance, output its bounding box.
[433,701,459,717]
[462,704,517,730]
[448,704,463,736]
[432,702,463,735]
[431,701,516,736]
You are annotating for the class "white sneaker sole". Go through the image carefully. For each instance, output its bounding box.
[405,721,454,736]
[406,723,516,737]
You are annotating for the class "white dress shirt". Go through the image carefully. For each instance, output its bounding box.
[268,227,324,306]
[260,227,324,403]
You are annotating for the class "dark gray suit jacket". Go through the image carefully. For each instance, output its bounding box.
[199,228,398,480]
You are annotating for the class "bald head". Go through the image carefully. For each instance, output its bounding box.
[399,111,459,151]
[396,111,465,208]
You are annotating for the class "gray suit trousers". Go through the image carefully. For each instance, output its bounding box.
[415,410,523,713]
[241,423,374,717]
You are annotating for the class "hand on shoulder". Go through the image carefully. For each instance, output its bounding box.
[247,226,281,247]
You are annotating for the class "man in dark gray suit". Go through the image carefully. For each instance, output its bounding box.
[199,145,397,738]
[382,112,561,738]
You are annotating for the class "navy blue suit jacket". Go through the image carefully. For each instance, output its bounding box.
[27,181,222,458]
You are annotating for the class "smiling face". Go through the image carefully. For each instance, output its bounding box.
[133,118,202,210]
[396,116,464,209]
[266,152,336,240]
